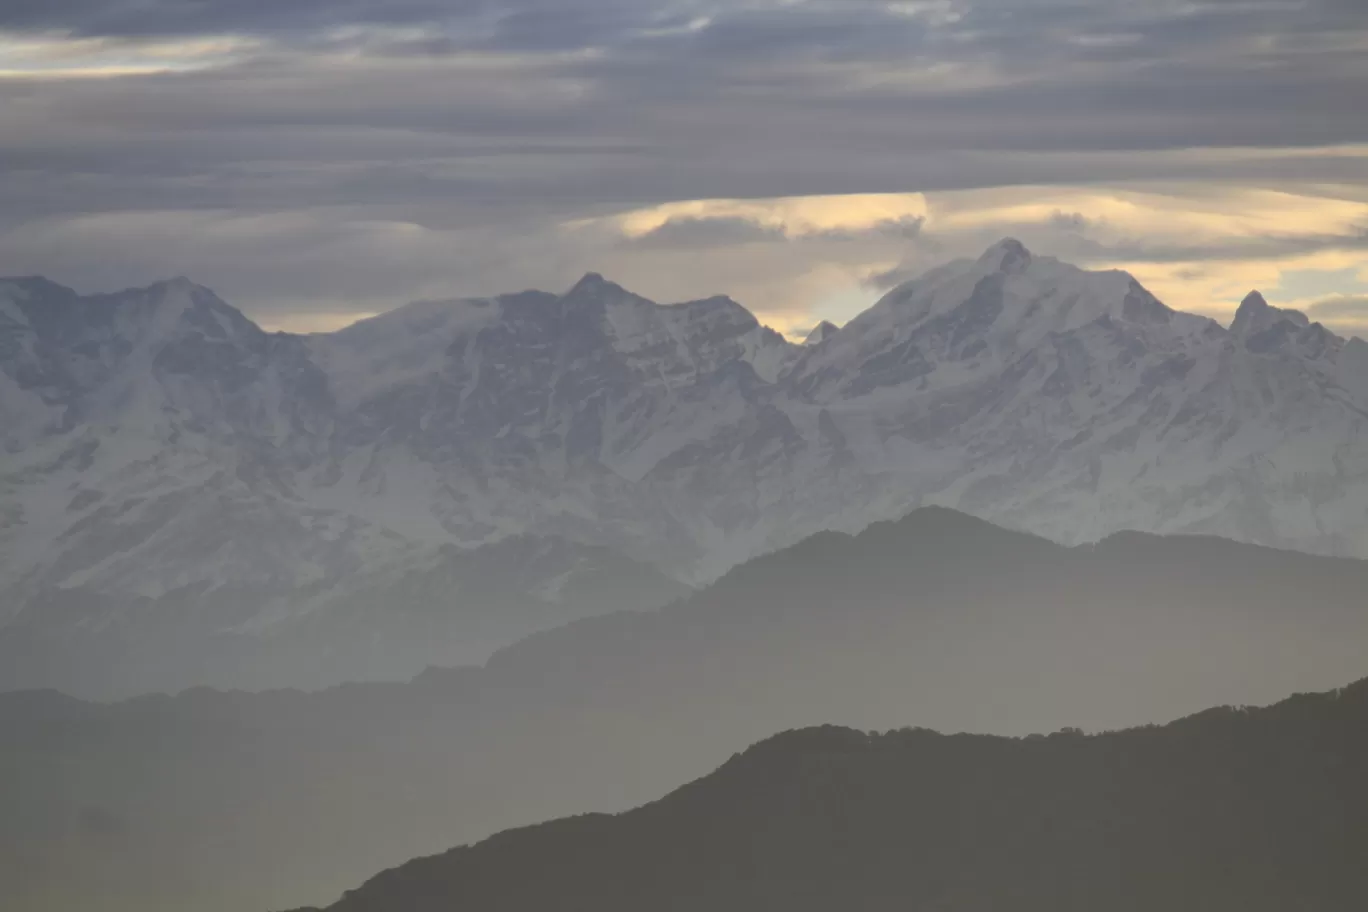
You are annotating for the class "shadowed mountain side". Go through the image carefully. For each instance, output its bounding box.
[2,509,1367,912]
[293,679,1368,912]
[472,507,1366,736]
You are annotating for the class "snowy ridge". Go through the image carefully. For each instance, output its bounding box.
[4,240,1368,692]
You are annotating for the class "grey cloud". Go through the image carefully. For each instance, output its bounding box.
[862,221,1368,295]
[866,263,926,292]
[626,216,789,250]
[1308,296,1368,320]
[1307,296,1368,340]
[0,0,683,46]
[684,5,931,63]
[923,205,1368,267]
[6,0,1362,61]
[1065,229,1368,265]
[627,213,926,250]
[1047,212,1093,233]
[1,0,1367,321]
[484,4,686,52]
[0,206,602,320]
[816,216,926,244]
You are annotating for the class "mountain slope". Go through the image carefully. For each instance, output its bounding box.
[778,240,1368,555]
[6,240,1368,695]
[2,510,1366,912]
[0,278,694,695]
[299,678,1368,912]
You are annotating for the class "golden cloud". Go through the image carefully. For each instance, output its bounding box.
[596,193,931,240]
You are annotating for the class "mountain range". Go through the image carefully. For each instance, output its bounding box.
[287,677,1368,912]
[3,509,1365,912]
[5,239,1368,695]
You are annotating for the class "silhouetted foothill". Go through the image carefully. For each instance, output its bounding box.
[309,680,1368,912]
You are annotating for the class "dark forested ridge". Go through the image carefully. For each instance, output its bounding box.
[4,508,1368,912]
[288,679,1368,912]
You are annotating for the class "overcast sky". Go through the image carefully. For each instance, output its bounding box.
[2,0,1366,337]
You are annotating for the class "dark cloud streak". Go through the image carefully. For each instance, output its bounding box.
[1309,296,1368,320]
[626,216,789,250]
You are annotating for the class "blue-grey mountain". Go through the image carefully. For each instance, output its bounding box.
[4,241,1368,694]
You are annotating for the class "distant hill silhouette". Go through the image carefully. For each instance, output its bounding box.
[3,509,1368,911]
[291,679,1368,912]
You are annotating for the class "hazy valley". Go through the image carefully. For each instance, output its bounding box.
[3,508,1366,911]
[289,679,1368,912]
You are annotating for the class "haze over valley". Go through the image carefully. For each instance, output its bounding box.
[4,508,1368,911]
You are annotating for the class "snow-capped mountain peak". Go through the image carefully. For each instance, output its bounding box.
[1231,289,1311,338]
[977,236,1033,272]
[560,270,615,296]
[562,271,652,312]
[7,247,1368,695]
[804,321,839,345]
[793,241,1206,404]
[867,240,1150,334]
[311,294,506,407]
[567,271,613,293]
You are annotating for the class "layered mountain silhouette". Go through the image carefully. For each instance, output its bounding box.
[5,241,1368,695]
[2,509,1365,912]
[285,678,1368,912]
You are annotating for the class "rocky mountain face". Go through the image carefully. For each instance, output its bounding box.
[0,277,696,695]
[293,679,1368,912]
[4,241,1368,694]
[802,320,839,345]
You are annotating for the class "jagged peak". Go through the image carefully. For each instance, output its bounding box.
[148,275,202,295]
[93,276,225,308]
[1,274,259,340]
[678,293,744,312]
[978,238,1032,272]
[565,272,622,297]
[0,275,78,297]
[804,321,839,345]
[562,277,770,335]
[1232,290,1310,338]
[141,276,244,316]
[76,277,268,345]
[561,272,660,315]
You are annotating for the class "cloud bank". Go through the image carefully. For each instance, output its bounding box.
[1,0,1366,336]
